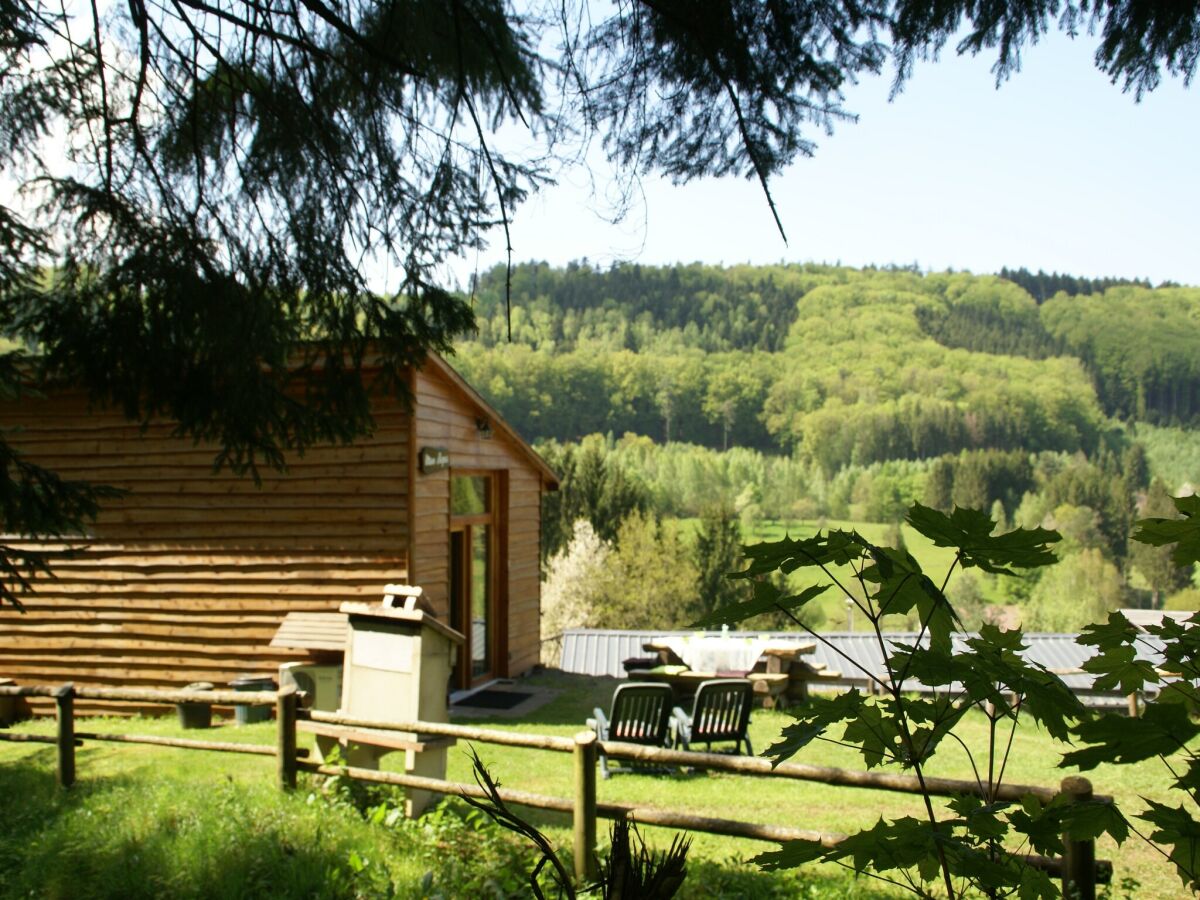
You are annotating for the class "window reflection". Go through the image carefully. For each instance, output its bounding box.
[471,525,490,677]
[451,476,490,516]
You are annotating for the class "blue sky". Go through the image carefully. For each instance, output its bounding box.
[452,30,1200,287]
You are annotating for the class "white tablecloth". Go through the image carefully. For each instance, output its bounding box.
[661,635,772,674]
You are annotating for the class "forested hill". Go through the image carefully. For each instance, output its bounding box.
[465,261,818,352]
[454,263,1200,467]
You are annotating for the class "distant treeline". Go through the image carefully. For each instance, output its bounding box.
[996,266,1152,304]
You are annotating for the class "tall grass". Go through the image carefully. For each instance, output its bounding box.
[0,743,426,899]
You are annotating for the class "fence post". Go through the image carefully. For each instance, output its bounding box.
[573,729,598,883]
[1126,691,1139,718]
[276,685,298,791]
[53,683,75,789]
[1060,775,1096,900]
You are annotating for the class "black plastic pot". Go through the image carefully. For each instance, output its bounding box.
[622,657,659,675]
[176,681,214,729]
[230,675,276,725]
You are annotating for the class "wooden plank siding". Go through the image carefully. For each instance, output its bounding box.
[409,362,547,677]
[0,354,555,711]
[0,390,411,707]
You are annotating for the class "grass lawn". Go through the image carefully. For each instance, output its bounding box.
[449,671,1184,898]
[0,671,1188,898]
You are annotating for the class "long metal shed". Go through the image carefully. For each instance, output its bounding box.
[558,628,1168,707]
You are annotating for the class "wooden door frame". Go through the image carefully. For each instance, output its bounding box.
[449,470,507,689]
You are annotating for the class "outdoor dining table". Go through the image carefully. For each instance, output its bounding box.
[641,637,816,670]
[636,637,834,708]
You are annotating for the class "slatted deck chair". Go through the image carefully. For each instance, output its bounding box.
[670,678,753,756]
[586,682,674,779]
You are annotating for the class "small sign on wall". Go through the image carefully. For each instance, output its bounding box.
[419,446,450,473]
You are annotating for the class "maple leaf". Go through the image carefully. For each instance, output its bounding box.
[691,581,829,629]
[1132,494,1200,567]
[906,503,1060,575]
[1062,703,1200,770]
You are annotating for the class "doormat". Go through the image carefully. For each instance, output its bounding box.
[452,689,535,710]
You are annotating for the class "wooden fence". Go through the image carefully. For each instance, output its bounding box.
[0,683,1110,899]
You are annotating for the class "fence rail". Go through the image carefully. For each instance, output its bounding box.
[306,708,1107,804]
[0,682,1109,898]
[0,684,277,707]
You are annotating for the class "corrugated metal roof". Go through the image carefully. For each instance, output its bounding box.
[559,629,1168,708]
[1118,609,1193,632]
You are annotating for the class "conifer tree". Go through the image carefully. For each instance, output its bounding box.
[1132,479,1192,607]
[3,0,1199,600]
[693,503,750,622]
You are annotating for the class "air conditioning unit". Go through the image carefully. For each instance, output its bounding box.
[279,662,343,711]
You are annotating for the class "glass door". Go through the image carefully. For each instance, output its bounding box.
[469,524,491,680]
[450,474,496,688]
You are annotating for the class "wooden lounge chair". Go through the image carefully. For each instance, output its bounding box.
[587,682,674,779]
[671,678,753,755]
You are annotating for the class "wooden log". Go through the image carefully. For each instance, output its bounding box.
[574,730,598,882]
[304,711,1100,803]
[75,686,278,707]
[277,685,298,792]
[294,760,845,845]
[74,731,300,757]
[294,762,1111,884]
[305,710,576,752]
[1022,852,1112,883]
[292,763,1113,883]
[0,732,82,746]
[594,805,843,846]
[1060,776,1097,900]
[598,740,1081,803]
[0,685,59,698]
[54,684,75,788]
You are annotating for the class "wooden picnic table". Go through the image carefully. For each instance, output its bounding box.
[297,718,458,815]
[641,638,816,668]
[636,639,839,708]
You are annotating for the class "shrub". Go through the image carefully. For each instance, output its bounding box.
[1023,548,1124,631]
[540,519,611,664]
[590,512,701,629]
[1164,587,1200,611]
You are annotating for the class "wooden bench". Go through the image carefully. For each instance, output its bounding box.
[784,661,843,704]
[298,719,457,815]
[298,719,456,757]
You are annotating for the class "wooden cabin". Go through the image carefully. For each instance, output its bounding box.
[0,354,558,710]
